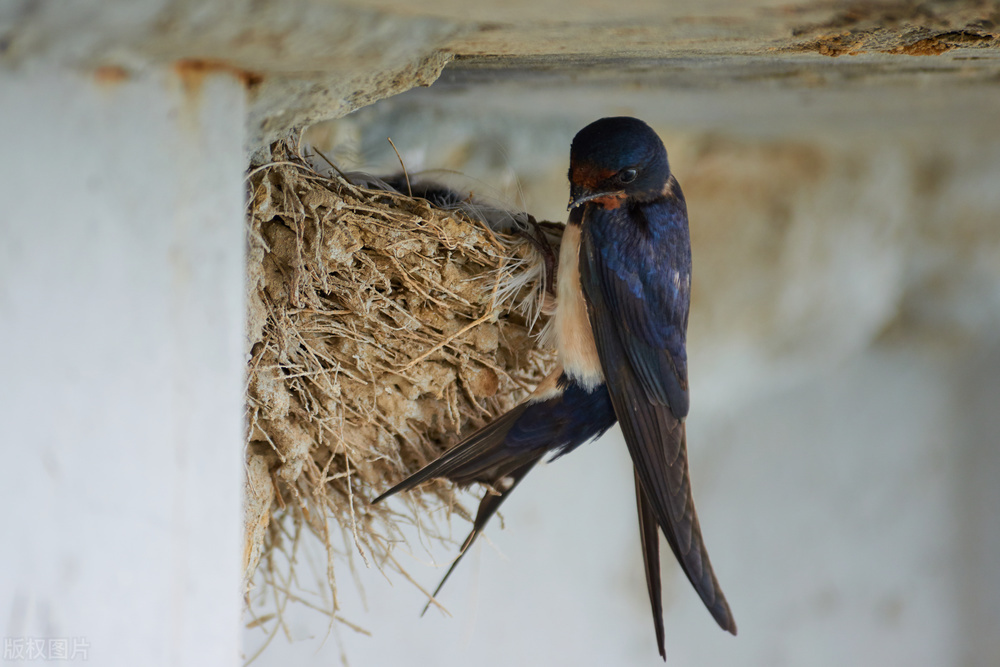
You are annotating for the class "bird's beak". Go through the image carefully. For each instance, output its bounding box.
[567,184,625,210]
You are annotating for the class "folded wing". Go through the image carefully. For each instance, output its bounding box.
[579,204,736,634]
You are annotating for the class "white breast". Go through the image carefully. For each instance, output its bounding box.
[554,224,604,390]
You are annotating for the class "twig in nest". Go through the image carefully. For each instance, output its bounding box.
[386,136,412,197]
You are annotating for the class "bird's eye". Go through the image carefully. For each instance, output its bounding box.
[619,168,638,183]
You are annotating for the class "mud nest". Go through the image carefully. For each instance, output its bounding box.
[242,142,560,631]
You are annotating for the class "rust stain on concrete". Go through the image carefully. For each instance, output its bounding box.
[786,0,1000,57]
[173,59,263,99]
[93,65,130,86]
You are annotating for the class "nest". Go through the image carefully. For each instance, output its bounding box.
[242,141,560,634]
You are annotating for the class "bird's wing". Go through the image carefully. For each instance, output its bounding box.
[374,366,615,498]
[372,402,534,504]
[418,456,541,616]
[372,401,542,612]
[580,209,736,634]
[582,202,692,420]
[373,367,616,611]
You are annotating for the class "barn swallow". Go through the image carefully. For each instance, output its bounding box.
[569,117,737,656]
[373,116,735,658]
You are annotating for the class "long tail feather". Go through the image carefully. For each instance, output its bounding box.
[636,468,666,660]
[420,456,542,615]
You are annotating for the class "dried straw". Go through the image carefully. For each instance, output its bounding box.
[242,141,559,640]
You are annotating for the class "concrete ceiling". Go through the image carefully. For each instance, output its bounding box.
[4,0,998,147]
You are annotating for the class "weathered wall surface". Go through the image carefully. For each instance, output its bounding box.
[4,1,998,147]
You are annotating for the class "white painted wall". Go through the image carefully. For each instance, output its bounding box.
[0,68,247,665]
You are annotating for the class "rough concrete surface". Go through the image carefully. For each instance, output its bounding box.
[3,1,998,147]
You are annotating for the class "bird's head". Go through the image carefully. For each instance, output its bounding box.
[567,117,670,211]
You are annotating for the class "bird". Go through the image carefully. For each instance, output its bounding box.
[569,116,737,654]
[373,116,736,658]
